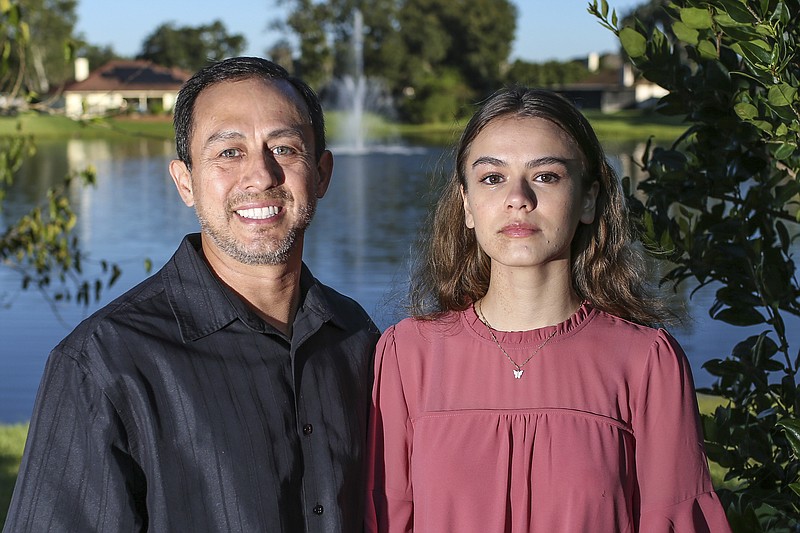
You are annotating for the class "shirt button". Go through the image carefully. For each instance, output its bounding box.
[302,424,313,435]
[313,504,324,515]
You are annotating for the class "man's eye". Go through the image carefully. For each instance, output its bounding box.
[271,146,295,156]
[220,148,241,158]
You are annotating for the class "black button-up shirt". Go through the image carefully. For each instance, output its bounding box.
[4,234,380,532]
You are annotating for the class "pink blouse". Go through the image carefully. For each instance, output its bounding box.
[365,303,731,532]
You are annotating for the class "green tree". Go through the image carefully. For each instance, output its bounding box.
[392,0,517,120]
[505,59,591,87]
[1,0,78,96]
[591,0,800,530]
[274,0,516,122]
[274,0,334,89]
[74,42,120,70]
[1,1,121,309]
[137,20,246,73]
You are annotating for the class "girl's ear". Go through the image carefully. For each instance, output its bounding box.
[580,180,600,225]
[461,185,475,229]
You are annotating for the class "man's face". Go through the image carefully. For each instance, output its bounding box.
[169,77,332,266]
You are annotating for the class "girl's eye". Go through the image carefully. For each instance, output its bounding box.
[271,145,295,156]
[220,148,241,158]
[480,173,504,185]
[534,173,559,184]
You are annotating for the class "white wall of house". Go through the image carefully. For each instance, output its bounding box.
[64,92,125,118]
[635,83,669,104]
[162,92,177,112]
[64,91,178,117]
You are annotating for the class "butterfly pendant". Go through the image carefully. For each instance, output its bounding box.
[513,369,524,379]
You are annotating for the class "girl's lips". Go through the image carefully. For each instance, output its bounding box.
[500,223,538,237]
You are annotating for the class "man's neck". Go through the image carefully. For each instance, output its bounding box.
[201,237,304,336]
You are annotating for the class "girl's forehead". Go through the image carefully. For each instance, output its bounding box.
[468,117,582,160]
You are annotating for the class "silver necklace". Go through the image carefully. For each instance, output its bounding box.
[476,301,558,379]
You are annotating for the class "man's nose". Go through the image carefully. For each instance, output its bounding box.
[240,151,283,190]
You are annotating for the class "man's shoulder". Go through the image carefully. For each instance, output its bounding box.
[315,281,373,322]
[58,268,169,356]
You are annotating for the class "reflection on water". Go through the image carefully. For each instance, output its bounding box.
[0,138,797,422]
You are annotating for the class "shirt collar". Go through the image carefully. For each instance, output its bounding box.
[163,234,346,343]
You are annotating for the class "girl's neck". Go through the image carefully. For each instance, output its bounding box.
[478,266,582,331]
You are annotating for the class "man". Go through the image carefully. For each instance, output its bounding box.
[4,57,379,532]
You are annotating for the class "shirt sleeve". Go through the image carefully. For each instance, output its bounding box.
[632,330,732,532]
[364,326,414,533]
[3,346,145,532]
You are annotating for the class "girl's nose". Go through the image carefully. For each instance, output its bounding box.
[505,178,536,211]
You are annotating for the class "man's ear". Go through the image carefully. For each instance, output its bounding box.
[169,159,195,207]
[315,150,333,198]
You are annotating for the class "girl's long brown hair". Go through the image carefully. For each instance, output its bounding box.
[408,86,673,327]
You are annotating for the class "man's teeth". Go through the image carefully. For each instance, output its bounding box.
[237,206,279,219]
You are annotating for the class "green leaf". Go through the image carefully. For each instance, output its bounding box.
[732,40,773,65]
[619,27,647,59]
[734,102,758,120]
[721,2,758,24]
[767,83,797,107]
[680,7,713,29]
[771,142,795,160]
[776,419,800,457]
[751,119,773,133]
[713,307,766,326]
[697,40,718,59]
[673,21,699,44]
[713,12,747,28]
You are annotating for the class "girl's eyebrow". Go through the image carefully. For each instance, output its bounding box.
[471,156,506,168]
[470,155,572,169]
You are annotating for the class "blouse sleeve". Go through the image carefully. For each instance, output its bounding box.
[365,325,414,533]
[632,329,732,532]
[3,347,145,532]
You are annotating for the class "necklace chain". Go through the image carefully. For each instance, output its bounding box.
[476,301,558,379]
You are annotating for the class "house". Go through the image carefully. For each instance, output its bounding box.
[555,53,669,113]
[63,58,191,118]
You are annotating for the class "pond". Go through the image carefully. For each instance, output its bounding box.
[0,136,796,423]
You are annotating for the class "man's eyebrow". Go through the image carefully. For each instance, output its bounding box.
[205,130,245,146]
[265,126,307,143]
[204,126,308,146]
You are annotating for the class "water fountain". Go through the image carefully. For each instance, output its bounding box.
[340,9,366,152]
[325,9,428,156]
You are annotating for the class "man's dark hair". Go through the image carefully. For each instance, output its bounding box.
[173,56,326,169]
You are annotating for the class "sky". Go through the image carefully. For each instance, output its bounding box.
[74,0,644,64]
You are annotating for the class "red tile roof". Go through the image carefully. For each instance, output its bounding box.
[64,60,191,92]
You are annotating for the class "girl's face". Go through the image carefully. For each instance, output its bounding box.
[461,115,599,273]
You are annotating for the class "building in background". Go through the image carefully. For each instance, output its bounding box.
[63,59,190,118]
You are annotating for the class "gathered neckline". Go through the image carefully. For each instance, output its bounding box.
[462,301,596,347]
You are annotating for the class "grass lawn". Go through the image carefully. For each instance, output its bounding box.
[0,109,687,146]
[0,424,28,527]
[0,112,175,140]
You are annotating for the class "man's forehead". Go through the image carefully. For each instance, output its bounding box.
[203,76,309,114]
